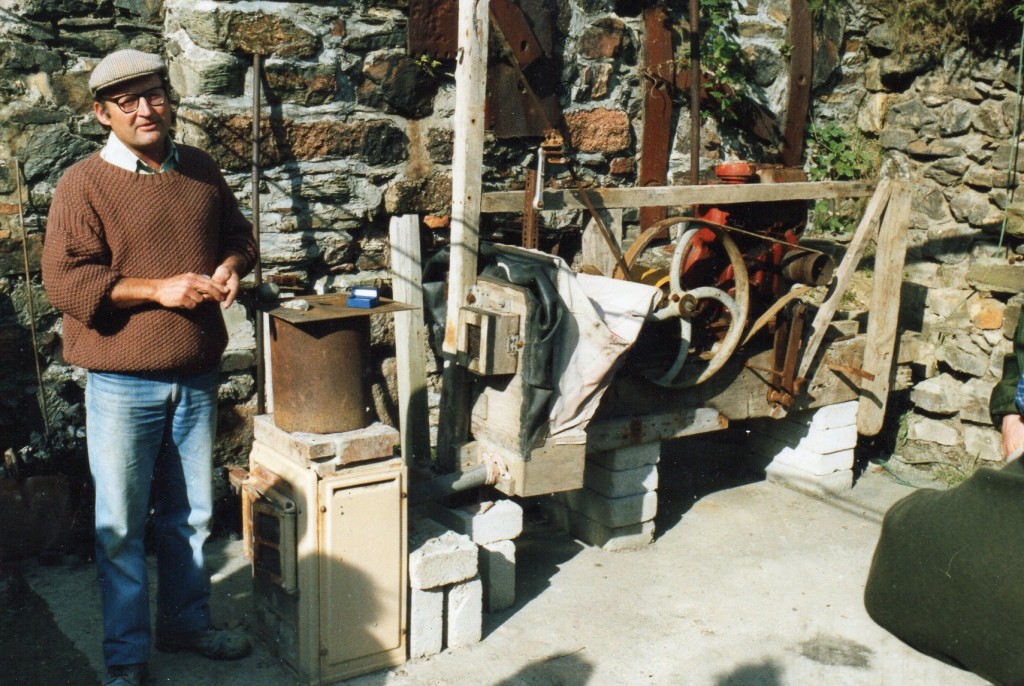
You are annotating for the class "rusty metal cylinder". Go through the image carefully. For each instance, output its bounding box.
[269,315,371,434]
[780,250,835,286]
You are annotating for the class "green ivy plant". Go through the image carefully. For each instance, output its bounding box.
[807,122,879,234]
[675,0,746,122]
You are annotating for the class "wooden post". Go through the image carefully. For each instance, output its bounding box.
[390,215,431,465]
[858,180,911,436]
[438,0,489,470]
[581,208,623,276]
[795,178,893,383]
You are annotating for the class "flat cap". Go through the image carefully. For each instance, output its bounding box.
[89,49,167,95]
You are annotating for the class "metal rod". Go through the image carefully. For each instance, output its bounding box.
[689,0,701,185]
[409,464,490,504]
[12,157,51,445]
[252,53,265,416]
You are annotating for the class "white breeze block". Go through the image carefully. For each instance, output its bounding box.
[568,509,655,551]
[563,488,657,528]
[584,461,658,498]
[773,446,855,476]
[408,516,478,590]
[430,499,523,545]
[446,577,483,648]
[758,420,858,455]
[480,540,516,612]
[587,443,661,471]
[765,461,853,495]
[408,587,443,659]
[787,401,858,431]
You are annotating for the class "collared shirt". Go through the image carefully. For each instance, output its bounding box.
[99,132,179,174]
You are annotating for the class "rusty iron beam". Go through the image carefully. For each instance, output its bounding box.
[639,6,673,233]
[408,0,459,60]
[689,0,701,185]
[523,167,540,248]
[486,0,561,137]
[780,0,812,167]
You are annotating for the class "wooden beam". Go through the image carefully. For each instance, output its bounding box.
[586,408,727,452]
[481,180,877,213]
[858,181,911,436]
[444,0,489,353]
[796,179,893,382]
[389,214,431,465]
[438,0,489,471]
[580,208,623,276]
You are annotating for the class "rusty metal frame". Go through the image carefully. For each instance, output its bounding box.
[780,0,812,167]
[639,7,674,233]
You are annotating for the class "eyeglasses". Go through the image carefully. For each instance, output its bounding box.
[106,87,167,114]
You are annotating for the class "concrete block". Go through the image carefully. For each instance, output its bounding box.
[564,488,657,528]
[787,401,858,431]
[765,461,853,496]
[480,540,516,612]
[408,516,477,590]
[446,577,483,648]
[539,496,571,533]
[756,420,858,455]
[772,446,855,476]
[587,443,660,471]
[408,587,443,659]
[568,509,655,551]
[583,461,658,498]
[429,499,523,545]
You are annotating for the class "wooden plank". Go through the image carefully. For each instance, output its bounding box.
[858,181,911,436]
[966,259,1024,293]
[481,180,877,213]
[585,407,727,452]
[438,0,490,471]
[580,207,623,276]
[389,214,431,465]
[443,0,489,354]
[795,179,893,382]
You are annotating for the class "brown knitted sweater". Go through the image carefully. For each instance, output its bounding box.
[42,145,257,374]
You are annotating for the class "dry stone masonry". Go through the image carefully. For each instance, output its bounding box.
[0,1,1022,487]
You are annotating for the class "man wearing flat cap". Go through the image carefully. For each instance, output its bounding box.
[42,49,258,686]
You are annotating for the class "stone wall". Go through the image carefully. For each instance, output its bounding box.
[0,0,1021,482]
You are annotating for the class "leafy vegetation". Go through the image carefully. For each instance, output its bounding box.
[806,123,879,234]
[888,0,1024,57]
[675,0,746,121]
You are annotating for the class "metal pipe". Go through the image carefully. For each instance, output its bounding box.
[252,53,265,416]
[409,464,490,504]
[12,158,51,446]
[689,0,701,185]
[780,250,835,286]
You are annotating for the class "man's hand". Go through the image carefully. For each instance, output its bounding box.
[1001,414,1024,461]
[111,273,228,310]
[211,254,245,309]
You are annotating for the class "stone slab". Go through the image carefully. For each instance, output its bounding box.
[408,516,477,590]
[583,461,658,498]
[567,508,655,551]
[587,443,661,471]
[765,461,854,496]
[480,540,516,613]
[408,586,443,659]
[562,488,658,529]
[772,446,856,476]
[428,499,523,545]
[446,577,483,648]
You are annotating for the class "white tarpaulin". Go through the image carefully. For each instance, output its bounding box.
[489,246,663,444]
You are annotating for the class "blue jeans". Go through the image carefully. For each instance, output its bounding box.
[86,370,217,667]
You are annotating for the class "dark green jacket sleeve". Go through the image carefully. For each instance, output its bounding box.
[865,460,1024,685]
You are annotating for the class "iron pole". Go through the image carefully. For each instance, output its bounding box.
[252,54,265,416]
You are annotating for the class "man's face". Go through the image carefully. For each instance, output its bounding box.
[93,73,170,155]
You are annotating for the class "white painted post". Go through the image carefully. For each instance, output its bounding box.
[390,214,431,465]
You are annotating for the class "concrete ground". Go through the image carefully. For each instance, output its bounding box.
[9,452,987,686]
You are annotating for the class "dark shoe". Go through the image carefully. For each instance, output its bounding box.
[155,625,252,660]
[103,663,148,686]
